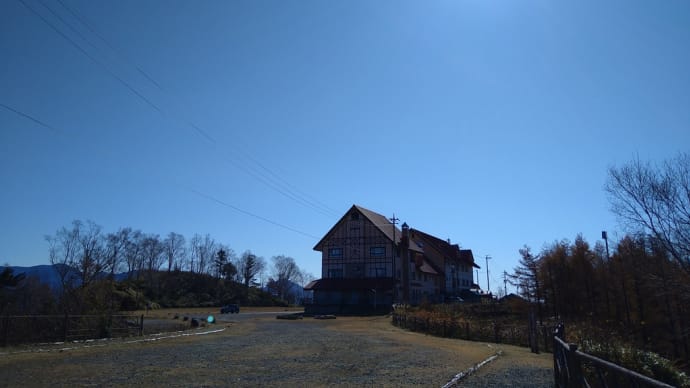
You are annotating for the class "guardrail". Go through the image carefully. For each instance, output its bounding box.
[553,323,674,388]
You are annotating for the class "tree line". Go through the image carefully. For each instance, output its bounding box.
[1,223,314,317]
[44,221,313,296]
[512,153,690,363]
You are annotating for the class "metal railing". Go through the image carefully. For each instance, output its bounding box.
[553,324,674,388]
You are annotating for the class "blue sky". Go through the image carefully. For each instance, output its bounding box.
[2,0,689,293]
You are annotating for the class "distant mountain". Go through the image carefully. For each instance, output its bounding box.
[7,264,64,290]
[4,264,133,291]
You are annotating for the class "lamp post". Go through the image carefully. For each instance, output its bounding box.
[602,231,610,260]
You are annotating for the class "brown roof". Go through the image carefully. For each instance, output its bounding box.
[418,260,439,275]
[313,204,401,251]
[460,249,480,269]
[410,228,479,268]
[304,277,394,291]
[355,205,402,244]
[311,205,478,270]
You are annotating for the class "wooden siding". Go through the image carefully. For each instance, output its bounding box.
[321,216,395,280]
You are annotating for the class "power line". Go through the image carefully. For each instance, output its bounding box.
[54,0,164,92]
[0,103,61,133]
[2,102,323,242]
[16,0,165,117]
[34,0,339,219]
[189,189,320,240]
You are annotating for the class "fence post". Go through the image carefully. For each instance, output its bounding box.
[2,314,9,347]
[63,313,68,342]
[139,314,144,336]
[554,323,564,387]
[566,343,584,385]
[528,311,539,354]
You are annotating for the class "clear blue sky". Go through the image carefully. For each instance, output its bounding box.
[2,0,689,293]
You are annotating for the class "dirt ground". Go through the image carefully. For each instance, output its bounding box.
[0,310,553,387]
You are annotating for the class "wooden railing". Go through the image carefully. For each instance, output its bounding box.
[553,324,674,388]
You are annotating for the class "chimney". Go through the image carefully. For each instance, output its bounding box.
[401,222,410,304]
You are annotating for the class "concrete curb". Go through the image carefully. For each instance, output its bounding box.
[441,350,503,388]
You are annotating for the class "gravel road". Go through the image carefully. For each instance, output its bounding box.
[0,312,553,387]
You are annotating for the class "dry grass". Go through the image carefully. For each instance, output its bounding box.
[131,306,304,319]
[0,312,553,387]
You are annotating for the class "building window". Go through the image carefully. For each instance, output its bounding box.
[370,267,386,278]
[351,212,359,221]
[328,248,343,258]
[370,246,385,256]
[328,269,343,278]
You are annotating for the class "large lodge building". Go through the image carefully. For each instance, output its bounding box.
[305,205,480,314]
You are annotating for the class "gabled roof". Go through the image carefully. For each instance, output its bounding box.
[313,204,401,251]
[410,228,480,268]
[304,277,394,291]
[355,205,402,245]
[417,259,439,275]
[460,249,480,269]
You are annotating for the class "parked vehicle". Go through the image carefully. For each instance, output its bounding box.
[220,304,240,314]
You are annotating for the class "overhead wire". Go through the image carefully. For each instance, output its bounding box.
[189,189,320,240]
[54,0,164,92]
[0,103,62,133]
[11,0,337,237]
[16,0,166,117]
[44,0,340,219]
[1,103,321,240]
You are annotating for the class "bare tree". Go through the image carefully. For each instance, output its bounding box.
[75,220,105,288]
[269,255,302,303]
[189,234,216,274]
[606,153,690,273]
[237,250,265,289]
[46,220,105,289]
[104,227,132,277]
[123,229,144,278]
[163,232,186,272]
[140,234,165,273]
[46,220,81,292]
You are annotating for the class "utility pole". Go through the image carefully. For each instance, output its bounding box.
[503,270,508,297]
[389,214,399,302]
[485,255,491,294]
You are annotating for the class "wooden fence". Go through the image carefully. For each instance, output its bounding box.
[391,312,554,352]
[1,314,144,346]
[553,324,674,388]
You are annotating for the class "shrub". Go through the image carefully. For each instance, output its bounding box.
[580,339,690,387]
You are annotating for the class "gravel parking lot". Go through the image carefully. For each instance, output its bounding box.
[0,311,553,387]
